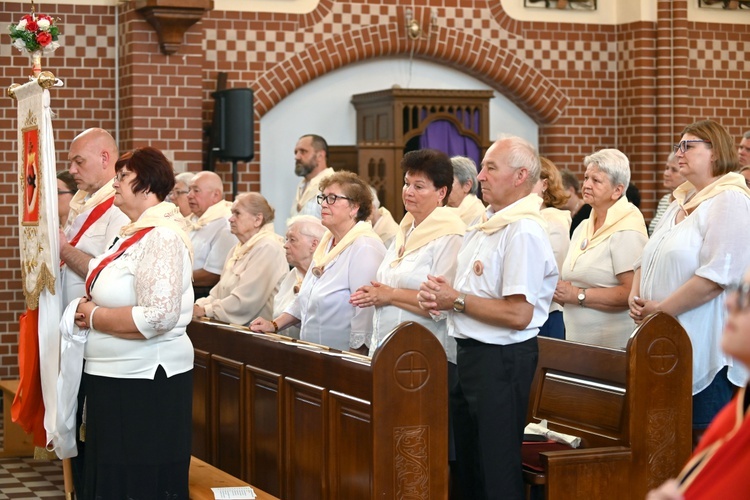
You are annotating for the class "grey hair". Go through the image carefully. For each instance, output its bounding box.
[743,130,750,140]
[287,214,325,241]
[368,185,381,210]
[175,171,195,186]
[666,152,678,165]
[583,148,630,189]
[497,135,541,185]
[450,156,478,195]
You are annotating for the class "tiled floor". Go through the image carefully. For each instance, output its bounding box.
[0,397,65,499]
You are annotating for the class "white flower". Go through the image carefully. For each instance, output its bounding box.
[17,19,27,29]
[37,19,51,30]
[13,38,27,51]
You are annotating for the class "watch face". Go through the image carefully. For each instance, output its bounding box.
[578,293,585,301]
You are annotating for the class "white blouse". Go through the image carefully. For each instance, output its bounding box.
[273,268,304,339]
[562,228,647,349]
[195,236,287,326]
[286,235,386,351]
[85,227,194,379]
[370,233,463,363]
[638,191,750,393]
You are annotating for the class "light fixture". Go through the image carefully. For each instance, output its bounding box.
[405,8,437,41]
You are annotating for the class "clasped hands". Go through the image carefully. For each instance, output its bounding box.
[417,275,457,315]
[349,281,393,308]
[629,295,660,324]
[74,296,97,329]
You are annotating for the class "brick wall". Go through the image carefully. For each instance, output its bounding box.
[0,0,748,376]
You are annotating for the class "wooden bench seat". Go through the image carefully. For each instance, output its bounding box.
[0,379,34,457]
[523,312,693,499]
[189,456,278,499]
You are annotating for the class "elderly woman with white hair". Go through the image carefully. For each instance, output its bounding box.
[447,155,485,226]
[554,149,648,348]
[272,215,326,339]
[193,192,287,325]
[168,171,195,218]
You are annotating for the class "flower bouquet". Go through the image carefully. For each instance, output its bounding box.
[8,9,61,76]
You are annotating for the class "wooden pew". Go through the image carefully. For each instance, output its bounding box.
[188,319,448,500]
[189,456,279,499]
[523,312,693,499]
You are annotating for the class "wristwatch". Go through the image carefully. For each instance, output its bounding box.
[577,288,587,307]
[453,293,467,313]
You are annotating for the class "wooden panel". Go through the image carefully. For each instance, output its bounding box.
[536,373,625,436]
[285,378,327,500]
[213,356,244,478]
[192,349,210,461]
[327,145,358,174]
[245,365,283,497]
[328,391,372,499]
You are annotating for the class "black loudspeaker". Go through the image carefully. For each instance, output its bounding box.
[211,88,254,162]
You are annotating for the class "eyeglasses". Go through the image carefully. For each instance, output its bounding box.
[57,190,74,195]
[673,140,711,154]
[114,171,132,183]
[727,281,750,311]
[316,193,352,205]
[170,190,188,198]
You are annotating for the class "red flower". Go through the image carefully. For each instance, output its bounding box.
[26,19,38,31]
[22,14,33,22]
[36,31,52,47]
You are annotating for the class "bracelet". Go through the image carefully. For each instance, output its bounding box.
[271,320,279,333]
[89,306,100,331]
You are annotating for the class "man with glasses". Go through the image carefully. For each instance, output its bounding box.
[290,134,335,219]
[187,171,237,299]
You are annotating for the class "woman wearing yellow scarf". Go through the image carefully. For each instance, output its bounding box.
[250,171,386,353]
[554,149,647,348]
[193,193,287,326]
[630,120,750,446]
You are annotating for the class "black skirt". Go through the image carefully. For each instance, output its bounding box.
[82,366,193,500]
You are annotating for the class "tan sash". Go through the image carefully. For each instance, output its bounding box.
[390,207,465,268]
[541,206,572,229]
[120,202,194,263]
[65,181,117,230]
[189,200,232,230]
[673,172,750,215]
[455,194,486,226]
[567,196,646,271]
[225,223,278,270]
[469,194,547,235]
[373,207,398,242]
[311,221,379,274]
[296,168,335,212]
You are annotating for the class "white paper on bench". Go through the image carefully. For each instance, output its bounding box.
[525,420,582,448]
[211,487,257,499]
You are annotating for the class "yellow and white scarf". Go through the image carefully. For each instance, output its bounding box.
[65,180,117,230]
[469,193,547,235]
[225,223,279,270]
[311,220,379,274]
[296,168,335,212]
[673,172,750,215]
[455,194,486,226]
[567,196,646,271]
[120,202,194,264]
[189,200,232,230]
[390,207,465,268]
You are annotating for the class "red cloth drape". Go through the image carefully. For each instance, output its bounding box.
[11,307,46,447]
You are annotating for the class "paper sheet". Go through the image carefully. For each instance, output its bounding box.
[211,486,257,499]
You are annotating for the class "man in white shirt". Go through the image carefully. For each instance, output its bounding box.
[187,171,237,298]
[418,136,558,500]
[290,134,335,218]
[60,128,130,306]
[58,127,130,495]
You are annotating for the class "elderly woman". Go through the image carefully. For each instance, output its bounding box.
[448,155,485,226]
[533,157,571,339]
[647,269,750,500]
[350,149,465,359]
[193,193,287,325]
[57,170,78,227]
[167,171,194,218]
[630,120,750,444]
[272,215,326,339]
[649,153,685,235]
[250,171,386,353]
[367,186,399,248]
[73,147,194,499]
[554,149,647,348]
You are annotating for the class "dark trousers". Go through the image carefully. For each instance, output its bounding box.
[450,336,538,500]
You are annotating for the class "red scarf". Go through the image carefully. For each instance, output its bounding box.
[61,196,115,267]
[85,227,154,297]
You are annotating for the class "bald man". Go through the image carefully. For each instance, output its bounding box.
[187,171,237,298]
[60,128,130,306]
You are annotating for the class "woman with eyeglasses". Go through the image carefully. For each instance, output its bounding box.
[168,171,194,218]
[250,171,386,353]
[630,120,750,447]
[646,274,750,500]
[57,170,78,227]
[193,193,287,326]
[554,149,648,348]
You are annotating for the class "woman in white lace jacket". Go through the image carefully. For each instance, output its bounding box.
[74,147,194,500]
